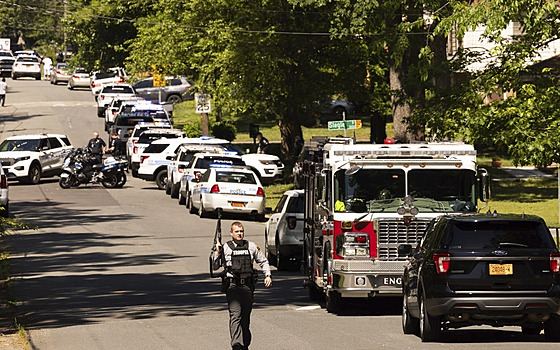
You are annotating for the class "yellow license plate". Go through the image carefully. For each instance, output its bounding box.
[489,263,513,275]
[231,202,244,208]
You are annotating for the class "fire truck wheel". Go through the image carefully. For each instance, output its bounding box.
[326,290,341,314]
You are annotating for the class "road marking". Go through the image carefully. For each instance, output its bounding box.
[295,305,321,311]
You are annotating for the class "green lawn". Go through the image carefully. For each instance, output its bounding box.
[172,101,394,142]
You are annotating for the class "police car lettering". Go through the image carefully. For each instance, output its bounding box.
[229,189,247,195]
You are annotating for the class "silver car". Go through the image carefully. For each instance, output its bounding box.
[67,67,90,89]
[265,189,304,270]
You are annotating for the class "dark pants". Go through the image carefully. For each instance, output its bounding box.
[0,94,4,106]
[226,282,254,349]
[92,153,103,165]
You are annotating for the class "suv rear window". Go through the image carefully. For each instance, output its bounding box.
[138,133,180,144]
[143,143,169,154]
[102,86,134,94]
[286,196,304,213]
[116,115,154,126]
[216,171,256,184]
[447,220,555,250]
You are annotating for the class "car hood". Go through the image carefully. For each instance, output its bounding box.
[241,154,280,161]
[0,151,38,159]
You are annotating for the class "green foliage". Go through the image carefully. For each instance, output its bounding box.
[182,121,202,138]
[211,121,237,142]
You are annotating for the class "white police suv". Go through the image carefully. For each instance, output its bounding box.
[0,134,73,184]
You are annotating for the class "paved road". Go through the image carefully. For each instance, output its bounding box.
[0,79,557,349]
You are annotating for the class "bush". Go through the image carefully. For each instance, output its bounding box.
[211,121,237,141]
[182,121,202,137]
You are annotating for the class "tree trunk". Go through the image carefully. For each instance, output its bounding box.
[390,63,412,142]
[279,106,302,167]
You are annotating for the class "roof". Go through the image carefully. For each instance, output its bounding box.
[5,134,67,140]
[446,213,544,223]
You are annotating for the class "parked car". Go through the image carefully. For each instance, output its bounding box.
[67,67,90,89]
[132,76,194,104]
[0,134,73,184]
[128,127,184,176]
[103,96,140,128]
[96,83,136,118]
[265,189,304,270]
[189,166,265,219]
[50,62,71,84]
[400,213,560,342]
[11,55,41,80]
[108,111,156,138]
[90,67,128,96]
[0,50,15,78]
[0,167,9,217]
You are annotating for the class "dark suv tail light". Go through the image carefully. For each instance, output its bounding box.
[0,174,6,189]
[433,253,450,274]
[551,253,560,274]
[286,216,297,230]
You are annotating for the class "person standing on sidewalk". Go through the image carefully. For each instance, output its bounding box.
[213,221,272,350]
[0,78,6,107]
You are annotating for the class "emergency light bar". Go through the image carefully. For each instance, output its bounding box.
[333,148,476,157]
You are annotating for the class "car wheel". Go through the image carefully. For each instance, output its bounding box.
[0,201,9,218]
[308,284,323,301]
[11,75,17,80]
[188,193,197,214]
[521,324,542,335]
[35,75,41,81]
[131,169,138,177]
[419,294,441,342]
[68,82,74,90]
[275,235,288,271]
[325,290,341,314]
[264,230,276,266]
[165,181,172,195]
[155,169,168,190]
[27,164,41,184]
[166,94,182,104]
[402,293,419,334]
[178,191,186,205]
[544,314,560,341]
[199,199,207,218]
[170,183,179,199]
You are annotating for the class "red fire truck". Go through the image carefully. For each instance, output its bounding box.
[302,137,489,313]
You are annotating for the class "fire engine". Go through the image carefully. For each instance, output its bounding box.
[301,137,490,313]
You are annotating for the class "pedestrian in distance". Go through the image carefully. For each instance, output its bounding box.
[292,135,303,162]
[87,132,106,164]
[256,132,270,154]
[41,55,53,81]
[213,221,272,350]
[0,77,7,107]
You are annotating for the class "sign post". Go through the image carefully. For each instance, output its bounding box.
[195,93,212,136]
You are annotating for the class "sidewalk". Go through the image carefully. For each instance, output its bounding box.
[494,166,556,181]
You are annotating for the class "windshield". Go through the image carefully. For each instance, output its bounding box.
[334,168,476,213]
[0,139,40,152]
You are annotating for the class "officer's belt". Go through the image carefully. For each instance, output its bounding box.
[227,276,253,285]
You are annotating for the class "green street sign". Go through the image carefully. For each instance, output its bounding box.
[328,120,362,130]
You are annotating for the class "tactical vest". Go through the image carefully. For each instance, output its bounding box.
[227,240,253,279]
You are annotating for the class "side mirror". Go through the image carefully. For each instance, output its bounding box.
[398,244,413,257]
[264,207,272,215]
[478,168,490,202]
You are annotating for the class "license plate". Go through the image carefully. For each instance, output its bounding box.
[231,202,244,208]
[489,263,513,275]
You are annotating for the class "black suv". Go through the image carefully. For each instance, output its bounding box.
[400,213,560,342]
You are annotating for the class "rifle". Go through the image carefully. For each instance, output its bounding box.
[209,209,225,278]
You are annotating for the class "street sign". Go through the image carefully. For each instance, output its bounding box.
[328,120,362,130]
[195,93,212,114]
[153,73,166,87]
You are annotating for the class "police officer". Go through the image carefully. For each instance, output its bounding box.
[107,132,125,157]
[87,132,106,164]
[255,133,270,154]
[213,222,272,350]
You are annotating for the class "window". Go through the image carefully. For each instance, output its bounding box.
[286,195,304,213]
[216,171,256,184]
[134,80,153,89]
[60,137,71,146]
[102,86,134,94]
[275,195,288,213]
[169,78,183,86]
[143,143,169,154]
[47,137,62,149]
[200,169,211,182]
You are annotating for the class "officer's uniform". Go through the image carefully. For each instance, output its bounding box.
[213,239,271,350]
[87,137,106,164]
[257,137,269,154]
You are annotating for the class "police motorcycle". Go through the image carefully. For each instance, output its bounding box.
[58,147,127,189]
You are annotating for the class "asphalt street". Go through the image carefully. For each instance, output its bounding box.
[0,79,557,349]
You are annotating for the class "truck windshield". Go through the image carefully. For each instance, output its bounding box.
[334,168,476,213]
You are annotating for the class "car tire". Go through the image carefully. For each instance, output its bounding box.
[188,194,197,214]
[325,290,341,314]
[521,324,542,335]
[35,75,41,81]
[166,94,182,104]
[178,191,186,205]
[544,314,560,341]
[131,169,138,177]
[275,235,289,271]
[308,284,323,301]
[419,295,441,342]
[155,169,168,190]
[165,181,172,195]
[199,200,208,218]
[11,75,16,80]
[170,183,179,199]
[26,164,42,185]
[402,293,419,335]
[0,201,9,218]
[68,82,74,90]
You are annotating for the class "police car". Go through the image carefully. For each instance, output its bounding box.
[128,127,185,176]
[189,166,265,219]
[0,134,73,184]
